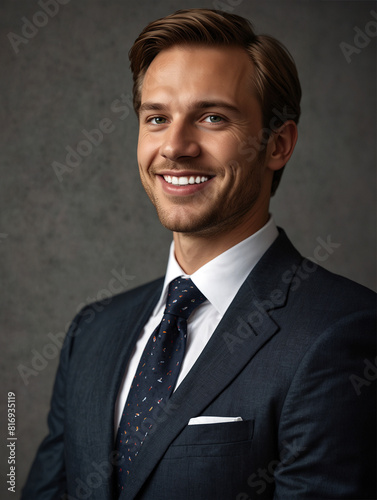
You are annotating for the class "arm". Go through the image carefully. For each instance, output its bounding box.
[274,311,376,499]
[21,311,85,500]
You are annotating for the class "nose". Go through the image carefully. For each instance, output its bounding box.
[159,121,200,161]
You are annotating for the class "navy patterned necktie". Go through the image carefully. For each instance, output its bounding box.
[115,277,206,495]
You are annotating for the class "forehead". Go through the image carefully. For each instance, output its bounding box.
[140,45,255,106]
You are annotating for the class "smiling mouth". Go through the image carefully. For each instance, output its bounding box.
[162,175,211,186]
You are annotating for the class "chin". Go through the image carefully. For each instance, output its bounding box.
[159,218,203,234]
[157,209,209,233]
[157,210,234,237]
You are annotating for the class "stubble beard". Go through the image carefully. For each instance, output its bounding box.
[141,160,264,238]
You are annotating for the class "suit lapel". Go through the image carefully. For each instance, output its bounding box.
[123,229,302,499]
[76,279,164,496]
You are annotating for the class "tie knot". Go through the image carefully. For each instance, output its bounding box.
[165,277,206,319]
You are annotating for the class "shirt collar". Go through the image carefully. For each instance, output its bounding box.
[155,216,278,316]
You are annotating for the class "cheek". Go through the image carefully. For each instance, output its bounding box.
[137,136,156,169]
[211,132,246,165]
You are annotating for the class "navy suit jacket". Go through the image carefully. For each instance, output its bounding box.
[22,229,376,499]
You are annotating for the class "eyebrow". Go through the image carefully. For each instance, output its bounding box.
[138,100,241,115]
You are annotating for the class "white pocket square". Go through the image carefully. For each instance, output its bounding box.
[188,416,243,425]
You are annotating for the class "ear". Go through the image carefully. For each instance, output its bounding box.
[266,120,298,171]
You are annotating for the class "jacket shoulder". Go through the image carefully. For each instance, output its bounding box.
[90,275,164,313]
[108,276,165,307]
[297,261,376,313]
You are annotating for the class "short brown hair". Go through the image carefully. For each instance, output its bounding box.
[129,9,301,195]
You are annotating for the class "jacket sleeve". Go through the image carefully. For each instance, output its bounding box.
[273,310,376,500]
[21,309,86,500]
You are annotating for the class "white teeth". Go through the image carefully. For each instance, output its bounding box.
[179,177,188,185]
[163,175,209,186]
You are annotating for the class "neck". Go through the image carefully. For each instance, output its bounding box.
[173,208,270,275]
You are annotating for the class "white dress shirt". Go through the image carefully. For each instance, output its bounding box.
[114,217,278,429]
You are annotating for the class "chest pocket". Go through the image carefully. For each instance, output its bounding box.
[164,419,254,458]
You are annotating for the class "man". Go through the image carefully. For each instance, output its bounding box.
[22,9,375,500]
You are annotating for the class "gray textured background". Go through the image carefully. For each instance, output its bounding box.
[1,0,376,497]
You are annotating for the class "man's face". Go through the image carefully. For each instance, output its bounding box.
[137,45,274,236]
